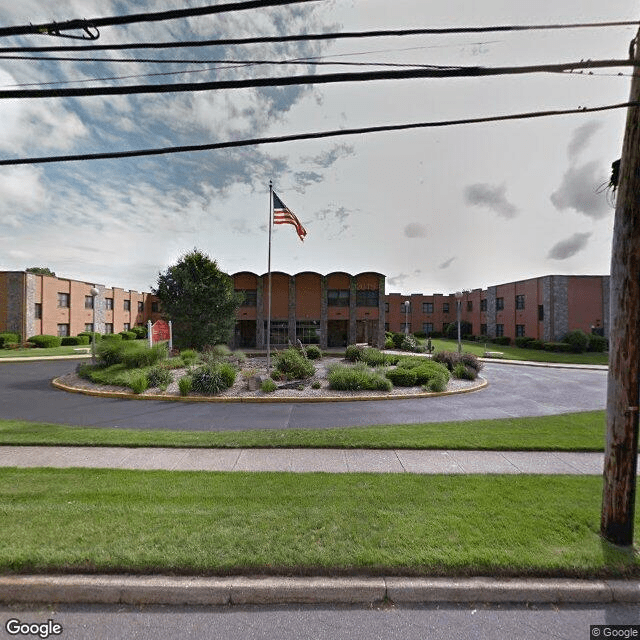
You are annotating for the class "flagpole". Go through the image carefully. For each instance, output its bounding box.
[267,180,273,373]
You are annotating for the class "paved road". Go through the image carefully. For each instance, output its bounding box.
[0,359,607,431]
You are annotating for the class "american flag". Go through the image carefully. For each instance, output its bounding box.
[273,191,307,242]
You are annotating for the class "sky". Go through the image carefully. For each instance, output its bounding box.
[0,0,637,295]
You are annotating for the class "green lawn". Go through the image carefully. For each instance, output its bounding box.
[0,345,91,358]
[428,338,609,365]
[0,468,636,577]
[0,411,608,450]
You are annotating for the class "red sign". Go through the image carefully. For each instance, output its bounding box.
[151,320,170,342]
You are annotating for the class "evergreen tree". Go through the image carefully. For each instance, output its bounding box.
[153,249,242,350]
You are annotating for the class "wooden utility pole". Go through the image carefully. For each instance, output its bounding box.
[601,28,640,547]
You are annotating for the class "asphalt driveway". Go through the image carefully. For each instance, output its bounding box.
[0,359,607,432]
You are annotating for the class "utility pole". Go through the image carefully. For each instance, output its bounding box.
[601,28,640,547]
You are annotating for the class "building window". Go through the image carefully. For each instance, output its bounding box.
[423,302,433,314]
[124,323,130,332]
[151,302,159,313]
[467,301,473,312]
[515,295,525,310]
[85,323,94,333]
[84,295,94,309]
[266,320,288,345]
[57,323,69,337]
[423,322,433,334]
[34,303,42,319]
[538,305,544,321]
[357,290,379,307]
[327,289,349,306]
[516,324,526,337]
[236,290,257,307]
[57,292,70,308]
[105,298,114,310]
[496,324,504,337]
[124,300,131,312]
[137,301,144,313]
[105,323,114,334]
[480,299,487,312]
[442,303,449,314]
[296,320,320,344]
[496,297,504,311]
[480,324,487,335]
[384,303,389,313]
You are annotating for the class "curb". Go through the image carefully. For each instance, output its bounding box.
[0,575,637,606]
[480,358,608,371]
[50,376,488,403]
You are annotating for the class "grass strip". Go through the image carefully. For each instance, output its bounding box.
[0,411,608,451]
[0,468,636,577]
[429,338,609,365]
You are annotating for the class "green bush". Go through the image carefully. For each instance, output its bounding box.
[27,335,62,348]
[78,332,101,344]
[96,340,127,366]
[119,331,137,341]
[453,362,477,380]
[528,339,545,350]
[179,349,199,365]
[360,347,393,367]
[122,343,168,369]
[129,373,149,394]
[515,336,534,348]
[191,365,227,395]
[544,342,573,353]
[261,378,278,393]
[384,337,394,349]
[385,367,417,387]
[391,332,405,349]
[445,321,473,340]
[130,325,147,339]
[178,375,193,396]
[492,336,511,346]
[400,334,419,351]
[146,365,172,388]
[274,348,315,380]
[328,363,392,392]
[562,329,590,353]
[101,333,123,341]
[460,352,483,373]
[413,362,451,385]
[587,334,608,352]
[218,362,237,388]
[345,344,364,362]
[311,380,321,389]
[0,332,20,347]
[427,373,448,393]
[60,336,83,346]
[304,344,323,360]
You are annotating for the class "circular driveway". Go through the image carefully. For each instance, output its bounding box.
[0,359,607,432]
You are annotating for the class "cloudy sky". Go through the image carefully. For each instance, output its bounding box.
[0,0,636,295]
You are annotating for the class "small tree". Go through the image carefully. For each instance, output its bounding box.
[26,266,56,277]
[153,249,243,350]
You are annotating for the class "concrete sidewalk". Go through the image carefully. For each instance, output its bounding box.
[0,445,609,474]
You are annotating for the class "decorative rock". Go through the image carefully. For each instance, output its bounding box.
[246,375,263,391]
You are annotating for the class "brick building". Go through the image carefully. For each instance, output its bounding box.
[385,275,609,341]
[0,271,162,339]
[0,270,608,347]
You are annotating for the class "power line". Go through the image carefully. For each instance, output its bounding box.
[0,1,320,39]
[0,21,636,53]
[0,100,635,167]
[0,59,634,99]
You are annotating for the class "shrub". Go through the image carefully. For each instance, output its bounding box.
[27,335,62,348]
[178,375,193,396]
[562,329,590,353]
[96,339,127,366]
[445,321,472,340]
[274,348,315,380]
[261,378,278,393]
[101,333,123,341]
[453,362,477,380]
[400,334,419,351]
[311,380,321,389]
[119,331,137,341]
[345,344,364,362]
[528,339,545,350]
[328,363,392,391]
[218,362,237,388]
[3,342,20,350]
[191,364,228,395]
[122,342,168,369]
[304,344,323,360]
[426,373,448,393]
[61,336,84,346]
[146,365,172,388]
[360,348,391,367]
[459,352,483,373]
[413,362,451,385]
[515,336,534,348]
[391,332,405,349]
[587,334,608,352]
[130,325,147,339]
[179,349,199,365]
[0,332,20,347]
[78,332,101,344]
[385,367,417,387]
[432,351,457,372]
[543,342,573,353]
[492,336,511,346]
[129,373,149,394]
[384,337,394,349]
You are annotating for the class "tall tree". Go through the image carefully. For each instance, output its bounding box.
[25,266,56,277]
[153,249,242,350]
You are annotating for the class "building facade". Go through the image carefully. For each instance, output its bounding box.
[385,275,609,341]
[0,270,608,346]
[0,271,162,339]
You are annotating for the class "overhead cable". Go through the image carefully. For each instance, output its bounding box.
[0,1,320,39]
[0,59,634,99]
[0,101,636,167]
[0,21,636,53]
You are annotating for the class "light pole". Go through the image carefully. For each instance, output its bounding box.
[90,286,99,364]
[403,300,410,335]
[455,291,463,354]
